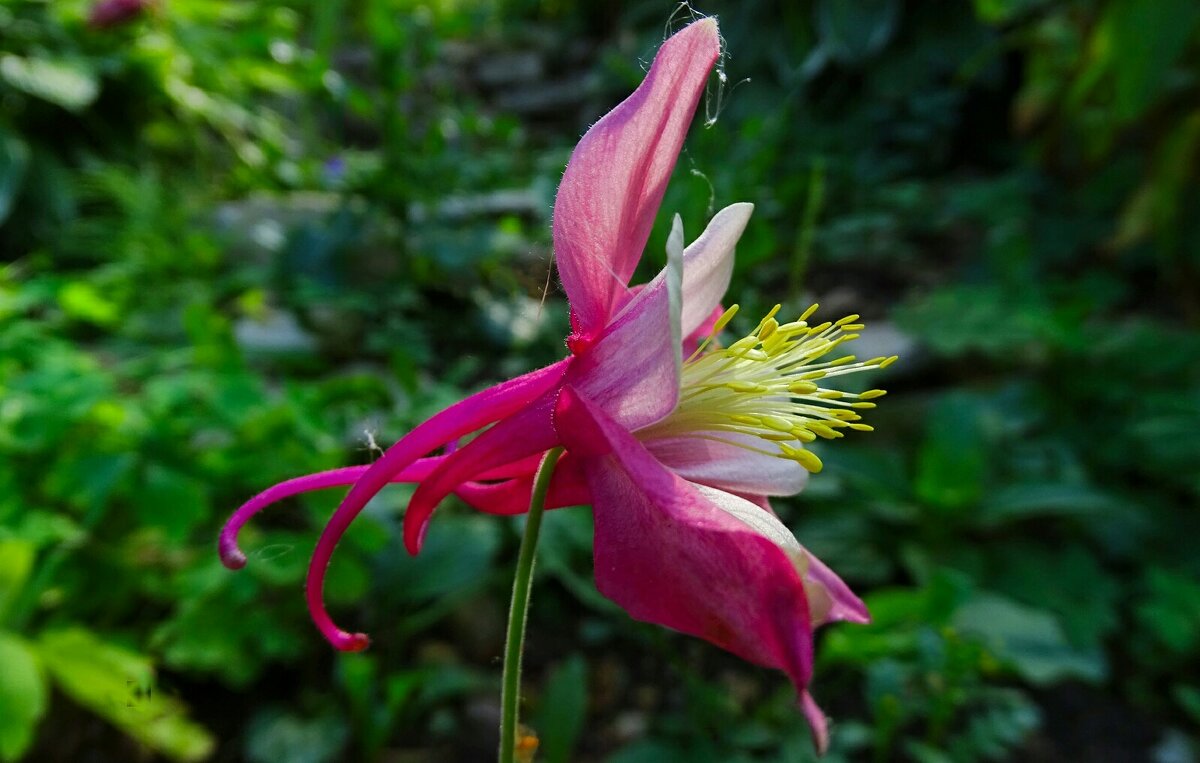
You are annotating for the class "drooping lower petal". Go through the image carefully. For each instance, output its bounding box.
[554,18,720,338]
[554,386,829,753]
[301,358,570,651]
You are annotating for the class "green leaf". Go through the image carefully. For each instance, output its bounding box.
[0,539,35,625]
[0,633,47,762]
[1096,0,1200,122]
[58,281,120,327]
[914,393,988,513]
[1136,568,1200,657]
[36,628,215,762]
[976,483,1125,528]
[0,129,30,226]
[953,594,1106,685]
[533,655,588,763]
[0,55,99,112]
[134,464,210,540]
[374,513,500,605]
[815,0,900,64]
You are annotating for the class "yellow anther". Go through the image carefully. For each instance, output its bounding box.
[792,428,817,443]
[835,314,860,326]
[726,381,766,393]
[851,402,877,409]
[830,355,856,366]
[758,317,779,341]
[788,380,819,394]
[817,390,844,399]
[781,444,823,473]
[807,423,837,438]
[880,355,899,368]
[760,432,796,441]
[808,321,832,334]
[777,321,808,334]
[849,423,874,431]
[760,415,792,432]
[858,389,888,399]
[840,323,866,331]
[727,336,759,354]
[713,304,740,332]
[799,303,820,322]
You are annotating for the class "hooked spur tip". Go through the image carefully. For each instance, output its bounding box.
[330,630,371,652]
[218,536,247,570]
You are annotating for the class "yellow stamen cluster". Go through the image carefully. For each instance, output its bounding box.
[650,303,896,473]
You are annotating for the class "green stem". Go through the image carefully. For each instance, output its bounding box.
[498,446,564,763]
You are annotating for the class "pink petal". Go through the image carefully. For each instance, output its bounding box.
[645,430,809,497]
[564,202,751,432]
[803,550,871,626]
[455,453,591,515]
[554,386,828,749]
[554,18,720,338]
[218,454,552,570]
[563,250,680,432]
[219,460,438,569]
[403,389,562,554]
[304,358,570,651]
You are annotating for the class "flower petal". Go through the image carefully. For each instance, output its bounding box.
[554,18,720,337]
[302,358,570,651]
[554,386,829,751]
[403,389,561,554]
[218,454,556,569]
[644,430,808,497]
[219,460,438,569]
[454,453,590,515]
[676,202,750,338]
[563,244,681,432]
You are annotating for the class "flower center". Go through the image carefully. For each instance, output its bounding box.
[645,303,896,473]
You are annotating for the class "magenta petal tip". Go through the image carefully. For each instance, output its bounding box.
[330,631,371,652]
[219,536,247,570]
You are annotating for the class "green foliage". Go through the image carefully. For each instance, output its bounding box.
[1,0,1197,760]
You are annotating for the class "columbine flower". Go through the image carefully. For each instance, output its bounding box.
[219,18,892,753]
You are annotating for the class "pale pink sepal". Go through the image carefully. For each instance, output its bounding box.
[554,19,720,338]
[676,202,750,337]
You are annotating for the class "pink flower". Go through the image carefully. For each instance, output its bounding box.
[219,18,892,753]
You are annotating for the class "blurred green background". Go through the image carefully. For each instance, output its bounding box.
[2,0,1198,760]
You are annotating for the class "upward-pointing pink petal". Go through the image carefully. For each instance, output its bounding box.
[554,18,720,339]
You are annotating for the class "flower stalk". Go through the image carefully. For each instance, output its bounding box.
[499,446,563,763]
